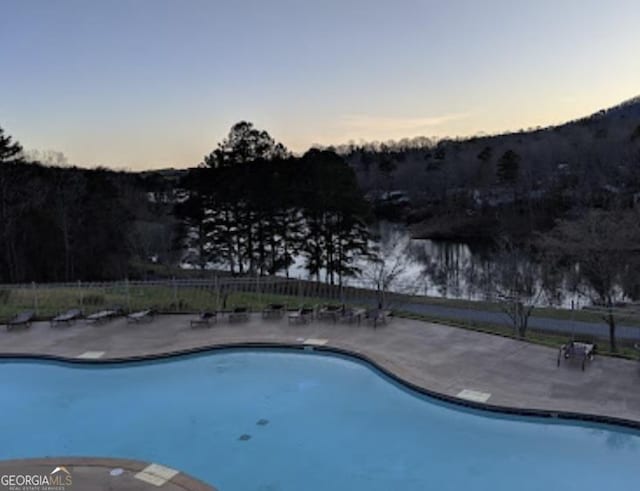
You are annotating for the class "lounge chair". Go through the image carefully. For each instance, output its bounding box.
[365,308,391,328]
[339,307,366,325]
[190,311,216,328]
[288,306,315,325]
[557,341,596,371]
[5,311,35,331]
[317,304,341,323]
[262,303,286,319]
[86,306,122,325]
[229,306,249,322]
[50,308,82,327]
[127,309,154,324]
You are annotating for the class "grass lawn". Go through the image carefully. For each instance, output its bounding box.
[0,284,341,320]
[404,294,640,326]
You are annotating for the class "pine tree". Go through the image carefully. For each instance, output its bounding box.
[496,149,520,184]
[0,126,23,164]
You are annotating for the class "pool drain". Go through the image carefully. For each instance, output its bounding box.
[238,434,251,441]
[256,419,269,426]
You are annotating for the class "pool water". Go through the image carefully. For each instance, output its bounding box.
[0,350,638,491]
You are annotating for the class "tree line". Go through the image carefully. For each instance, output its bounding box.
[0,122,372,285]
[0,126,173,283]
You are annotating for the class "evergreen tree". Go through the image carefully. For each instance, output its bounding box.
[204,121,289,168]
[299,149,371,284]
[497,149,520,184]
[174,168,213,270]
[175,123,371,283]
[0,126,23,163]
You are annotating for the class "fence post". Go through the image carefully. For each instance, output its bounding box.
[214,275,220,310]
[256,274,261,307]
[78,280,83,311]
[172,277,178,309]
[125,278,131,312]
[32,282,39,316]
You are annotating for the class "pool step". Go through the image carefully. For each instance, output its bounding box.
[456,389,491,403]
[303,338,328,346]
[134,463,179,486]
[77,351,106,359]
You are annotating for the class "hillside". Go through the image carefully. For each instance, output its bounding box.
[343,96,640,240]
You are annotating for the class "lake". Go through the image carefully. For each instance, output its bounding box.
[289,221,580,308]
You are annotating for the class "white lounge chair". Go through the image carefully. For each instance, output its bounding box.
[86,306,121,325]
[50,309,82,327]
[127,309,154,324]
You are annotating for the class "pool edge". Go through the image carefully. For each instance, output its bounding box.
[1,342,639,431]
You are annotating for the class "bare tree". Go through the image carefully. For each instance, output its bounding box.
[490,238,544,338]
[542,210,640,352]
[360,230,418,309]
[23,149,69,166]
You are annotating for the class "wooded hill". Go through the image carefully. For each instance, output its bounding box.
[339,96,640,240]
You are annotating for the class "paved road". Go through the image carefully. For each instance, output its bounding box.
[354,294,640,340]
[393,301,640,341]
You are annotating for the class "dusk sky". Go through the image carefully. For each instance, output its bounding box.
[1,0,639,170]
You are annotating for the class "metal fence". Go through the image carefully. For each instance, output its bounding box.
[0,277,403,319]
[3,277,639,346]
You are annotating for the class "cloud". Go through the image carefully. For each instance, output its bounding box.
[338,112,470,136]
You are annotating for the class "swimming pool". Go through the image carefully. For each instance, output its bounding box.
[1,349,638,490]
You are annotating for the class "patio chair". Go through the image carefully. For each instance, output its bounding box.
[288,306,315,325]
[190,311,216,328]
[127,309,155,324]
[229,306,250,323]
[50,308,82,327]
[317,304,341,323]
[339,307,366,325]
[262,303,286,319]
[5,310,35,331]
[557,340,596,371]
[365,308,391,328]
[86,306,122,325]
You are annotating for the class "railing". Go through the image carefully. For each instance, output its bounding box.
[0,277,405,319]
[3,277,640,346]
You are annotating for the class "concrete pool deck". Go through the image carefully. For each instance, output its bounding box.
[0,457,216,491]
[1,313,639,425]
